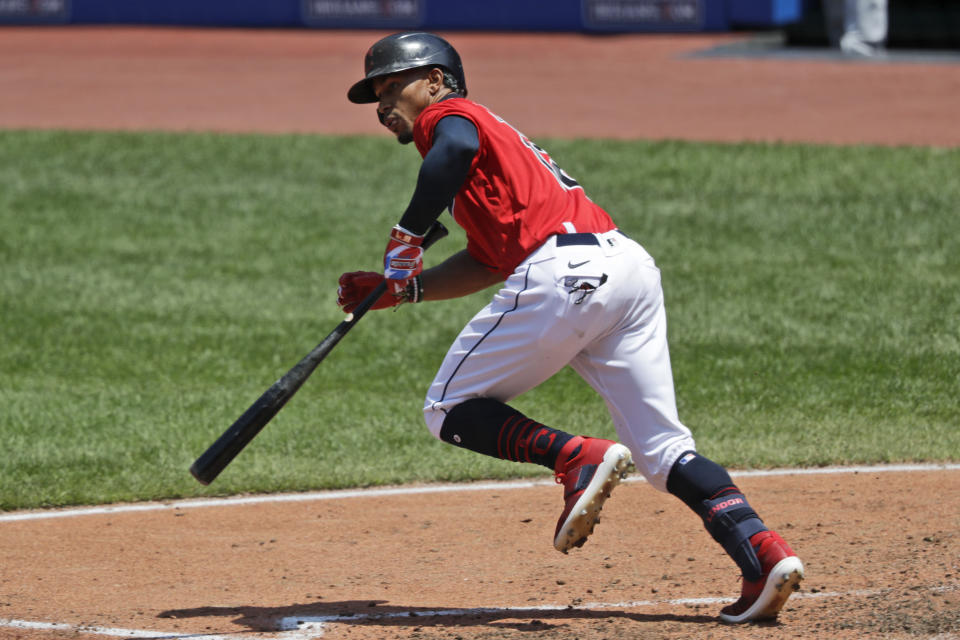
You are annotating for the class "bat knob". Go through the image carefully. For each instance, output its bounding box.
[189,461,213,486]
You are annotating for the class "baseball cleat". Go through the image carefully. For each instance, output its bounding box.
[719,530,804,623]
[553,438,633,553]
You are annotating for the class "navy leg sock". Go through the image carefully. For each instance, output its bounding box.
[666,451,768,581]
[439,398,575,470]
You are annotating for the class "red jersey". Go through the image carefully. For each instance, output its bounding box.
[413,98,616,276]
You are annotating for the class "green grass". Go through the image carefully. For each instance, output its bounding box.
[1,130,957,510]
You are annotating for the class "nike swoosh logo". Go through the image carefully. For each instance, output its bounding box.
[568,260,590,269]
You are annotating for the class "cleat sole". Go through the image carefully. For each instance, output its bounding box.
[554,444,634,553]
[719,557,805,624]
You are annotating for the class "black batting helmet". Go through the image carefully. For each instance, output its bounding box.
[347,32,467,104]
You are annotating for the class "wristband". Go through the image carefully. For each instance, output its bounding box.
[405,274,424,304]
[390,225,425,247]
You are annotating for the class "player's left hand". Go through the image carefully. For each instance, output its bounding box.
[337,271,399,313]
[338,270,423,313]
[383,225,424,296]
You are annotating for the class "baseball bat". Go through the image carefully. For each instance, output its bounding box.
[189,221,449,485]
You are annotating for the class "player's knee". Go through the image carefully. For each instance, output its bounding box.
[630,435,697,492]
[423,401,447,439]
[428,397,518,460]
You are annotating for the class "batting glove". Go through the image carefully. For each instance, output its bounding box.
[383,225,424,296]
[337,271,423,314]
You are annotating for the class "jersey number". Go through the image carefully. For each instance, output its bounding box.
[484,106,582,191]
[520,136,582,191]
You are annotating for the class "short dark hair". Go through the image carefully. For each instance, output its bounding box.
[441,70,462,95]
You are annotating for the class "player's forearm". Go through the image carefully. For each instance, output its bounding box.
[420,249,503,301]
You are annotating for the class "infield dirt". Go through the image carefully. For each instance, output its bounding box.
[2,470,959,639]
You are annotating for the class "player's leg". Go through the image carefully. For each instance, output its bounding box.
[853,0,887,47]
[570,237,803,622]
[667,451,804,622]
[422,234,634,552]
[423,233,622,444]
[839,0,886,55]
[422,256,583,461]
[567,243,694,492]
[439,395,633,553]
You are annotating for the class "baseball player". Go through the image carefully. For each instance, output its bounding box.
[336,32,804,623]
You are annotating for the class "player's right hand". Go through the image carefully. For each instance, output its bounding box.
[337,271,401,314]
[383,225,425,296]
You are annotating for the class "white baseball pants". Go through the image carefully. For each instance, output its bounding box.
[423,229,696,491]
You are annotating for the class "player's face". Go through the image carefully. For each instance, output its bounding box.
[373,69,441,145]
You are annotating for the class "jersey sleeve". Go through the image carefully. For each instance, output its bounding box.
[398,115,479,234]
[414,99,482,158]
[414,100,495,269]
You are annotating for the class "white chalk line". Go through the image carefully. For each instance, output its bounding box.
[1,462,958,523]
[4,586,956,640]
[0,617,249,639]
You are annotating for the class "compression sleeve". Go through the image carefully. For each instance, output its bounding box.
[397,115,479,235]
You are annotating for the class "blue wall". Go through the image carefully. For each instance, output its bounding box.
[76,0,302,27]
[1,0,803,31]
